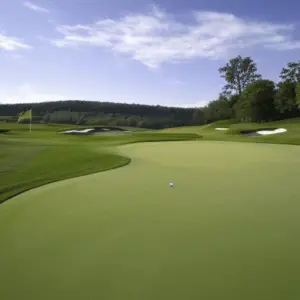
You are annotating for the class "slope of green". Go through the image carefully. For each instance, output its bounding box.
[165,118,300,145]
[1,141,300,300]
[0,141,130,203]
[0,124,200,203]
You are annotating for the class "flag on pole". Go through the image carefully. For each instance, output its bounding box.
[18,109,32,123]
[17,109,32,132]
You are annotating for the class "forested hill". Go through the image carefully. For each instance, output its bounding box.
[0,100,200,129]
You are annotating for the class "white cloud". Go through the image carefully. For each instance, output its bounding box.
[23,1,49,13]
[52,6,300,68]
[0,84,69,104]
[0,34,31,51]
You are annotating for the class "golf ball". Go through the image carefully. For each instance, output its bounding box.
[169,182,174,187]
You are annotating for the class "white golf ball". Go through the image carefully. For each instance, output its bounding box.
[169,182,174,187]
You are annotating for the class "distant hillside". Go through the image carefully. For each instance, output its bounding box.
[0,100,202,129]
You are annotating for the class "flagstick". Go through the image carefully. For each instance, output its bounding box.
[30,109,32,133]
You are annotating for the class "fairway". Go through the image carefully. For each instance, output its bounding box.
[1,141,300,299]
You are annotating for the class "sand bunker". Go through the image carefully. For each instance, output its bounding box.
[62,128,95,134]
[215,128,229,131]
[241,128,287,136]
[257,128,287,135]
[60,127,132,135]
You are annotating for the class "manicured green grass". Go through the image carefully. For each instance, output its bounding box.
[165,118,300,145]
[1,141,300,299]
[2,120,300,299]
[0,140,130,203]
[0,124,200,203]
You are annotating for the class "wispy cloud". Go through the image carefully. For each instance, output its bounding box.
[0,33,31,51]
[23,1,49,13]
[52,6,300,68]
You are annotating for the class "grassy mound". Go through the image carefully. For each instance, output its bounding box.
[0,141,130,204]
[167,118,300,145]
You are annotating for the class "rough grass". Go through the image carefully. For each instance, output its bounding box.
[0,116,15,121]
[0,123,148,132]
[0,141,130,203]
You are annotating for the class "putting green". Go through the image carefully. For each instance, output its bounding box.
[1,141,300,300]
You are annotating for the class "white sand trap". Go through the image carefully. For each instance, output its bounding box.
[215,128,229,131]
[257,128,287,135]
[61,128,94,134]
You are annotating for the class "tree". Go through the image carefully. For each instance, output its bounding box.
[274,81,297,114]
[203,98,232,122]
[239,79,276,122]
[280,61,300,83]
[215,97,233,120]
[233,98,252,122]
[228,94,240,109]
[296,84,300,107]
[219,55,262,96]
[192,109,205,125]
[201,106,211,123]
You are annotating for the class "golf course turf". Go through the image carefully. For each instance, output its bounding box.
[0,124,199,204]
[1,138,300,299]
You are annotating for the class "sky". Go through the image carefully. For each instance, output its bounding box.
[0,0,299,107]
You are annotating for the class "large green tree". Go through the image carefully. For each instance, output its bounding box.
[238,80,276,122]
[278,61,300,111]
[274,81,297,114]
[228,94,240,109]
[233,98,252,122]
[280,61,300,83]
[219,56,262,96]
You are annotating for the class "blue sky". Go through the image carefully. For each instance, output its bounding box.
[0,0,299,107]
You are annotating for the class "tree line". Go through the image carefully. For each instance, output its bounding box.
[0,101,198,129]
[0,56,299,128]
[195,57,300,124]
